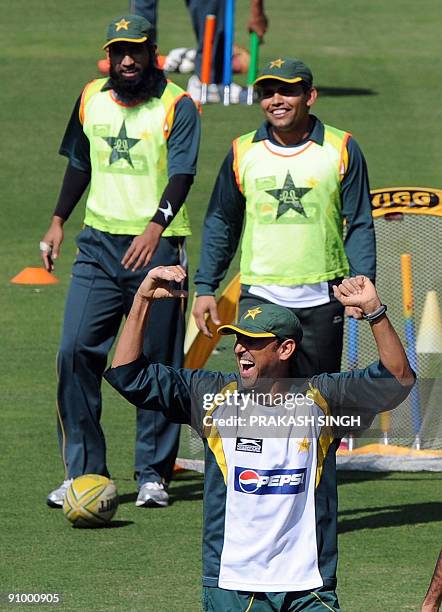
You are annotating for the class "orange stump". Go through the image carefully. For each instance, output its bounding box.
[200,14,216,104]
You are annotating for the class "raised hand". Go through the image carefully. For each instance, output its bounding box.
[137,265,187,300]
[333,276,381,316]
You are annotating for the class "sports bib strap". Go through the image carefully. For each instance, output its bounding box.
[79,78,108,124]
[162,81,198,139]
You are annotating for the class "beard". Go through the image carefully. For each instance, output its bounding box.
[109,65,160,104]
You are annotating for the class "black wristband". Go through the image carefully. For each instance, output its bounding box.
[151,174,193,228]
[362,304,387,322]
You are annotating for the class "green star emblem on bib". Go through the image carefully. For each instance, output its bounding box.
[102,121,141,167]
[265,171,311,219]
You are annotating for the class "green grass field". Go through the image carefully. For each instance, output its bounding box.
[1,1,441,610]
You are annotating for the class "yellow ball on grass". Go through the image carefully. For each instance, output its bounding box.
[63,474,118,528]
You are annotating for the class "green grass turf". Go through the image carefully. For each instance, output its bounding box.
[1,0,441,610]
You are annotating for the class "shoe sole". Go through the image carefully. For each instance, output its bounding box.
[135,498,168,508]
[47,499,63,508]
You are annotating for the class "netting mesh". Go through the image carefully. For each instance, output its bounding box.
[343,213,442,451]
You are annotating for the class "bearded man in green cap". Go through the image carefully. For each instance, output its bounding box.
[41,15,200,509]
[193,57,375,381]
[105,264,414,611]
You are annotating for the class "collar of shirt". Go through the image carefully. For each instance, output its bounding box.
[252,115,324,147]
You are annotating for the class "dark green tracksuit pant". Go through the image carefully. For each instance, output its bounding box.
[56,226,186,485]
[202,585,340,611]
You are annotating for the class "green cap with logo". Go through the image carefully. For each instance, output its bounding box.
[103,14,153,49]
[218,304,303,345]
[254,57,313,87]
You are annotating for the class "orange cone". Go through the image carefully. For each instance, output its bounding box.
[11,267,59,285]
[416,290,442,353]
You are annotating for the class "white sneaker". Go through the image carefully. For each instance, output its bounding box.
[47,479,73,508]
[164,47,196,74]
[135,482,169,508]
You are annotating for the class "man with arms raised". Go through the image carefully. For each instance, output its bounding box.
[105,265,414,611]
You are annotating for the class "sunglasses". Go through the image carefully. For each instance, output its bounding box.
[256,83,308,100]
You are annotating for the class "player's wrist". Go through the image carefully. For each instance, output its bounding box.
[195,285,216,297]
[51,215,65,227]
[135,290,154,303]
[362,302,387,322]
[144,221,164,236]
[195,295,216,300]
[250,0,265,13]
[360,297,382,314]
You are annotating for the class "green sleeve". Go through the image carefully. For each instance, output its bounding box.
[58,96,91,173]
[194,147,246,295]
[167,95,201,177]
[341,137,376,280]
[104,357,237,435]
[311,360,415,430]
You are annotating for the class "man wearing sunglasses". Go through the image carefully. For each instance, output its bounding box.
[193,57,375,381]
[105,265,414,611]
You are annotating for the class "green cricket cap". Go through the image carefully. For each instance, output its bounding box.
[254,57,313,87]
[103,14,153,49]
[218,304,303,345]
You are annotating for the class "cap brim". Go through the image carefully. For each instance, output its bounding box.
[218,324,276,338]
[103,36,148,49]
[253,75,303,86]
